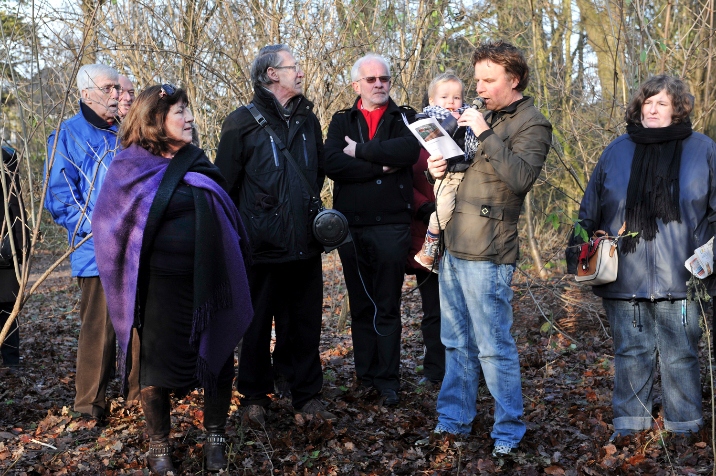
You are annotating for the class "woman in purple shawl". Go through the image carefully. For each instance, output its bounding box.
[93,85,253,474]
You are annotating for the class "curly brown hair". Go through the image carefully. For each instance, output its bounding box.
[119,85,189,156]
[624,75,693,126]
[472,41,529,92]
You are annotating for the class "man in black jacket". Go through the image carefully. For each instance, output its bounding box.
[324,54,421,406]
[215,44,334,425]
[0,145,27,370]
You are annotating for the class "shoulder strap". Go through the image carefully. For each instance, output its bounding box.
[246,103,319,198]
[141,145,203,261]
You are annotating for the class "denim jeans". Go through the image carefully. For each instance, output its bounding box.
[435,252,525,447]
[603,299,703,433]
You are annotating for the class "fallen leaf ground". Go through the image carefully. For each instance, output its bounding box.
[0,249,714,475]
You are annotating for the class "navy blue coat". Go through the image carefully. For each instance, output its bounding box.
[576,131,716,300]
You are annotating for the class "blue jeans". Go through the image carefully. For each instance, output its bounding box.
[435,252,525,447]
[603,299,703,433]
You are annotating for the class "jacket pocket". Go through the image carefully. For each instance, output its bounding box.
[247,202,288,258]
[447,201,507,257]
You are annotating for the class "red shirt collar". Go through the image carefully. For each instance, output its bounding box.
[358,98,388,139]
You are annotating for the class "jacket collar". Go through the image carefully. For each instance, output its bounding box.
[485,96,534,125]
[80,100,115,129]
[349,96,400,117]
[252,84,313,120]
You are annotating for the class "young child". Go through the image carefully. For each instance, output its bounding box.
[415,72,478,272]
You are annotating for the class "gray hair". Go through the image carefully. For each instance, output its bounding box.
[251,44,293,87]
[76,64,119,92]
[351,54,391,81]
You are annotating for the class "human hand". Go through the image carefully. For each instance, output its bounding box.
[343,136,357,157]
[382,166,399,173]
[457,108,489,135]
[427,154,447,180]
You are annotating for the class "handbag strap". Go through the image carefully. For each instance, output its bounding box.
[246,103,320,200]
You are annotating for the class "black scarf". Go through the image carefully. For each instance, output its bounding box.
[621,121,692,253]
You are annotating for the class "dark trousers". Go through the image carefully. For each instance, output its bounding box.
[75,277,116,416]
[413,269,445,382]
[338,224,411,392]
[237,256,323,409]
[0,302,19,366]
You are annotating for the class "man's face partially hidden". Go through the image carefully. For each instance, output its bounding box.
[117,75,135,119]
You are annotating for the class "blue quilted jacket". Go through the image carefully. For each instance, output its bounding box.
[45,105,120,277]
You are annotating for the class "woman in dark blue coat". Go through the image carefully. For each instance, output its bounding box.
[576,75,716,442]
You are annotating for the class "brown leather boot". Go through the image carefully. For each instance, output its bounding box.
[140,386,175,475]
[203,382,232,472]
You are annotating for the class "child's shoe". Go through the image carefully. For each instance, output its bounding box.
[415,233,440,274]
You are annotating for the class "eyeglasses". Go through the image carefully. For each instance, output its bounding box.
[87,84,121,94]
[358,76,391,84]
[159,84,177,99]
[273,63,302,72]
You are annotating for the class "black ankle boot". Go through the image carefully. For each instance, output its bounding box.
[140,386,175,475]
[203,383,232,472]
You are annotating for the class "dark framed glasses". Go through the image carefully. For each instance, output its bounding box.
[159,84,177,99]
[358,76,391,84]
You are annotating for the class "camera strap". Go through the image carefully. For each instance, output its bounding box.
[246,103,321,200]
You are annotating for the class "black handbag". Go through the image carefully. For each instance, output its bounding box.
[246,104,351,252]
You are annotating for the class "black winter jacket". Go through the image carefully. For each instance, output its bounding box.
[574,131,716,300]
[0,146,27,302]
[324,97,420,226]
[215,86,325,263]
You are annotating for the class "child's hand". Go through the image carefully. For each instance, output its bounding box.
[450,110,461,120]
[427,154,447,180]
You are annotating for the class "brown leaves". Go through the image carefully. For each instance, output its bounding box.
[1,260,714,474]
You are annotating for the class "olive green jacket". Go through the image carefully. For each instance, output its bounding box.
[445,97,552,263]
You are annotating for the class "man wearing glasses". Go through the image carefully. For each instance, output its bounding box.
[44,64,122,425]
[216,44,335,426]
[324,54,420,407]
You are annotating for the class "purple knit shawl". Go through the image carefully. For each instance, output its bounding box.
[92,144,253,392]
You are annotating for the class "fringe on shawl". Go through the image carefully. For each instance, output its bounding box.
[116,348,128,397]
[195,355,219,397]
[189,279,232,396]
[190,280,232,348]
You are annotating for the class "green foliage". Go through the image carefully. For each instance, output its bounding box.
[546,212,560,231]
[687,274,712,303]
[573,221,589,243]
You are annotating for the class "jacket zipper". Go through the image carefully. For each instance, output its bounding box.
[646,239,655,301]
[269,136,279,167]
[302,133,309,166]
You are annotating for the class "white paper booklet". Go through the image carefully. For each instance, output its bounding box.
[685,236,714,279]
[403,116,464,159]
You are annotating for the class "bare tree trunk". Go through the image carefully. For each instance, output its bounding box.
[525,190,547,280]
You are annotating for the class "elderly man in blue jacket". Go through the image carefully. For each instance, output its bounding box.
[45,64,122,423]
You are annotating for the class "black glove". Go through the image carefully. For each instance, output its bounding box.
[415,202,436,226]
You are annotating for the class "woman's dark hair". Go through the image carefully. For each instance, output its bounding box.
[119,85,189,155]
[472,41,530,92]
[624,75,694,125]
